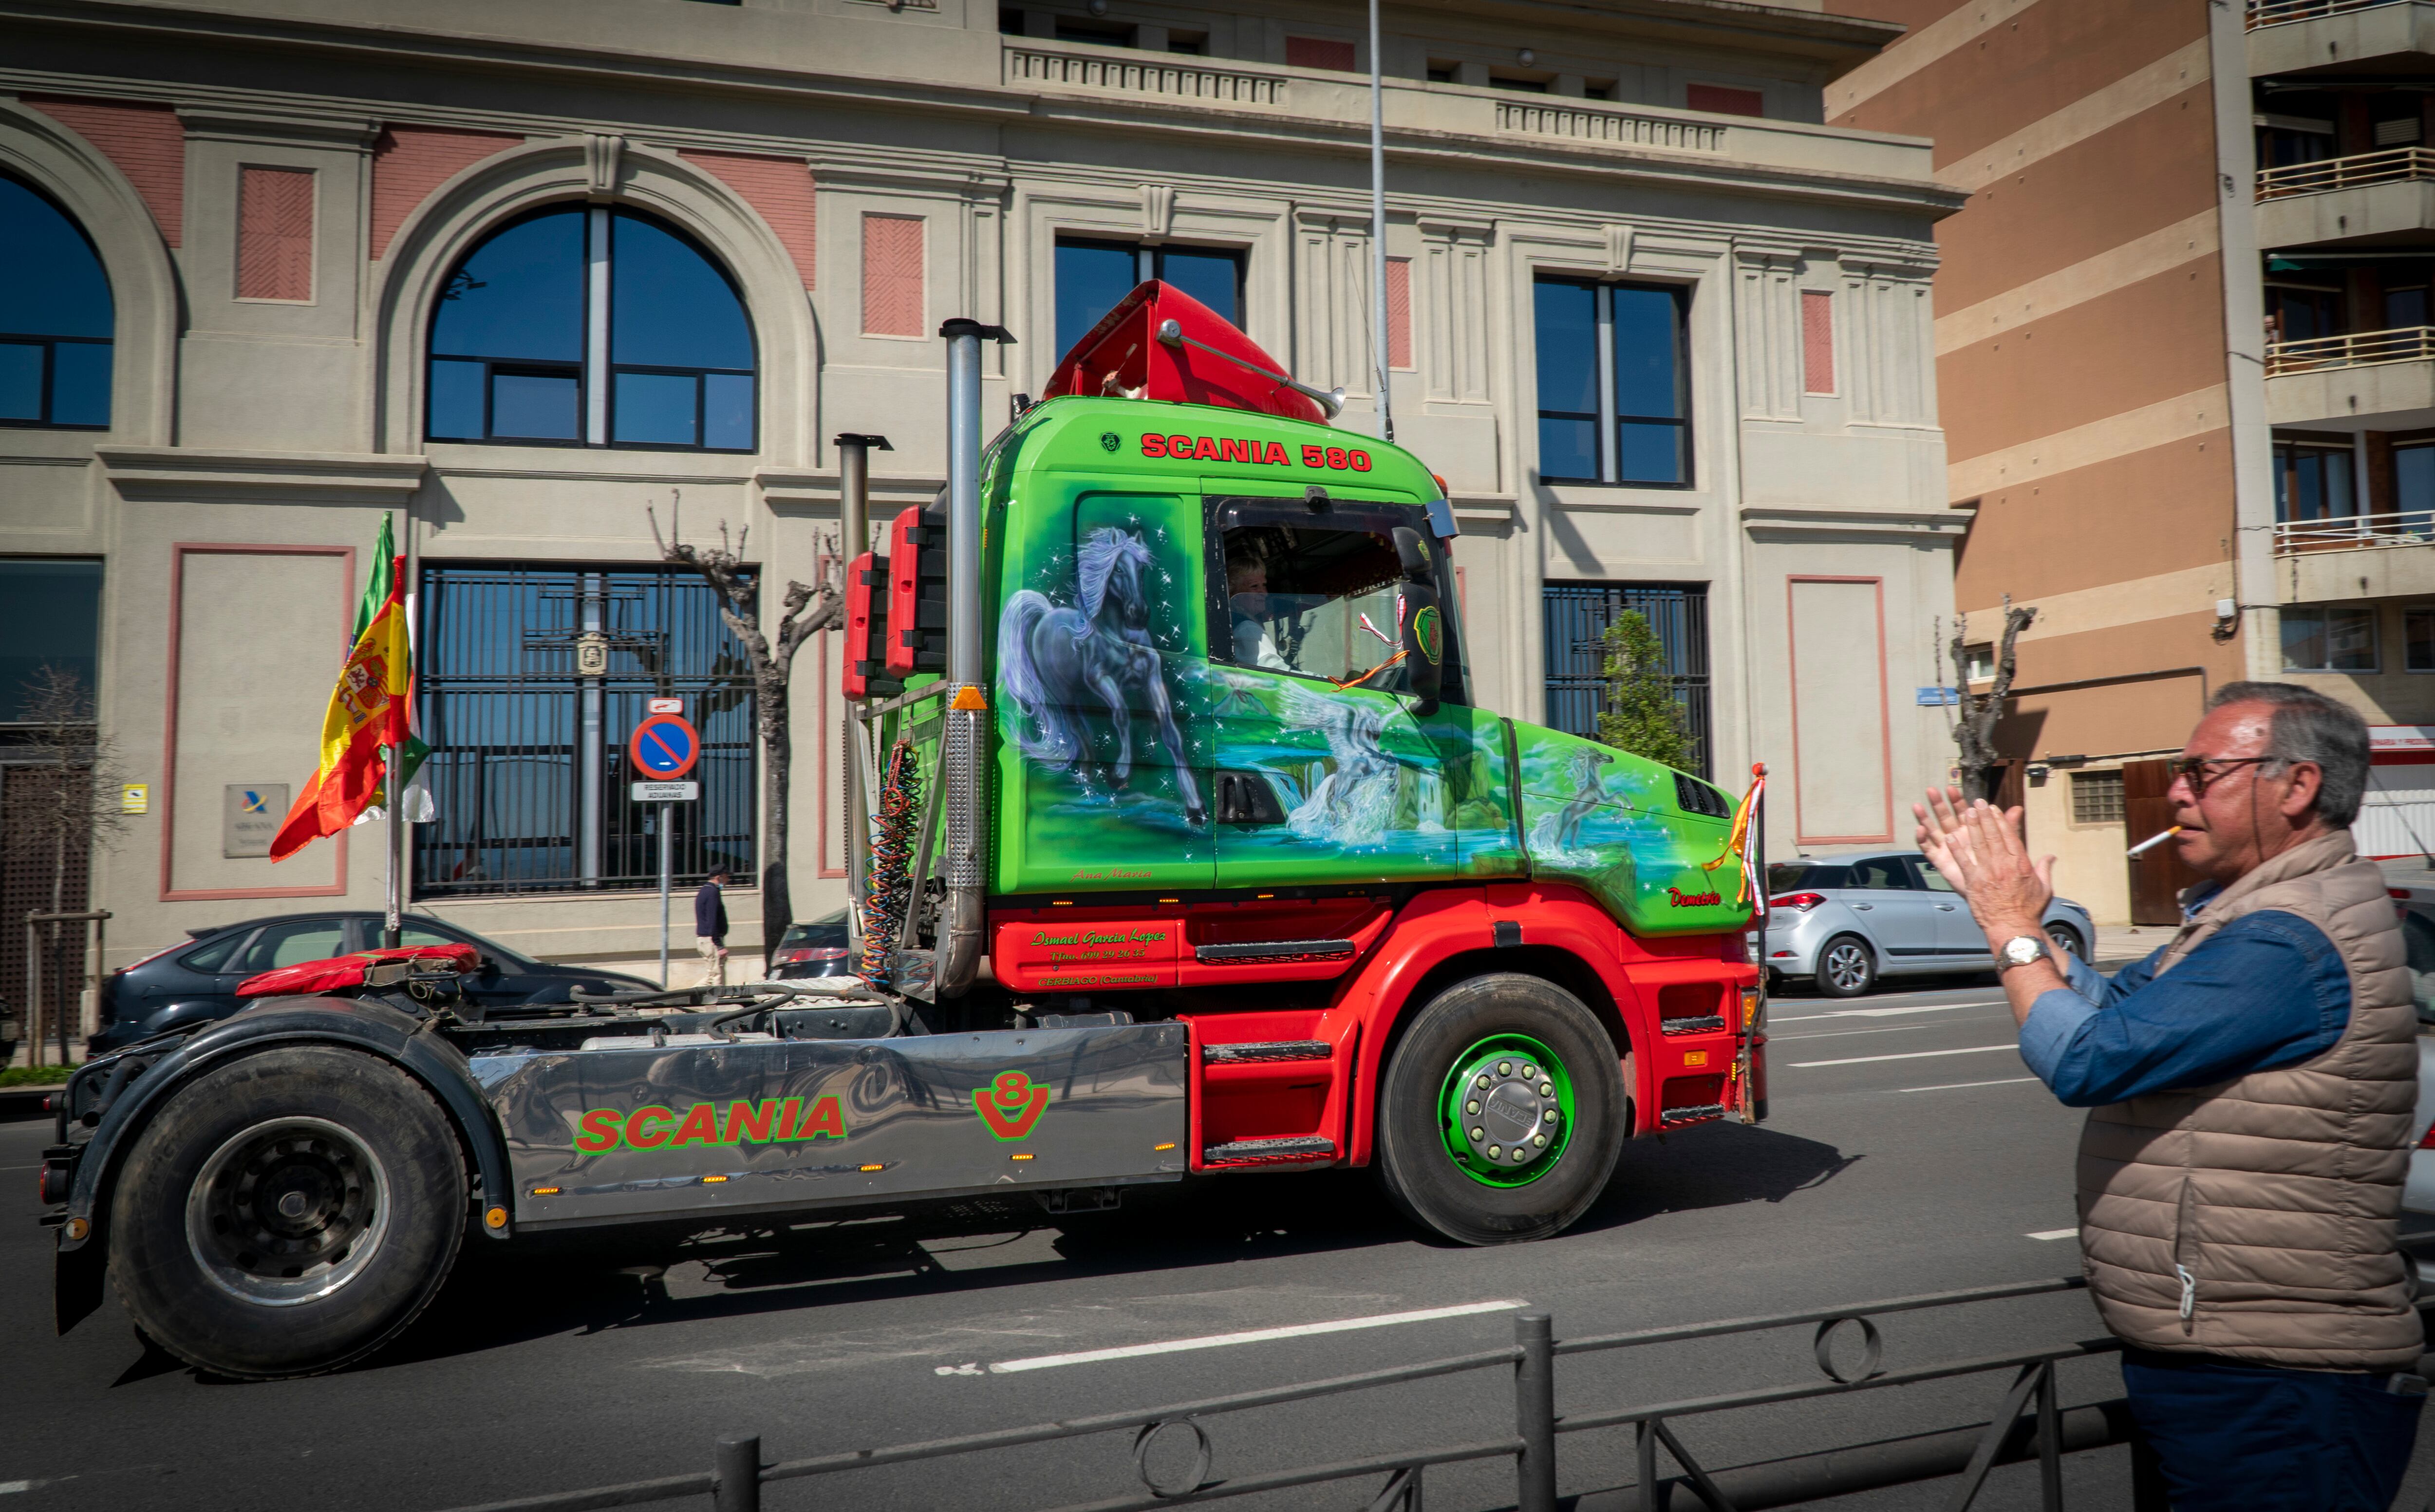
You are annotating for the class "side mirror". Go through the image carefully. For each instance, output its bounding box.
[1390,527,1444,715]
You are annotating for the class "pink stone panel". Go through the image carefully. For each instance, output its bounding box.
[1386,257,1412,371]
[238,166,315,301]
[370,124,523,261]
[861,213,925,337]
[1802,289,1835,395]
[22,95,186,246]
[680,149,817,289]
[1286,37,1357,72]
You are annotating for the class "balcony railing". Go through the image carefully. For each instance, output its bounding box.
[2258,145,2435,200]
[2264,323,2435,375]
[2272,510,2435,552]
[2248,0,2405,29]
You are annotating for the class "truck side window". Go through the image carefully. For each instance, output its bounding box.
[1214,502,1461,700]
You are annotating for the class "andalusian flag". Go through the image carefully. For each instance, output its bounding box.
[269,517,417,860]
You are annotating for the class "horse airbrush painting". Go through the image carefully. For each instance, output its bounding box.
[998,527,1209,826]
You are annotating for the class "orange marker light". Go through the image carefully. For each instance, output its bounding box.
[1154,1143,1176,1152]
[1011,1153,1035,1161]
[484,1206,508,1230]
[531,1187,562,1196]
[860,1163,885,1172]
[701,1175,729,1184]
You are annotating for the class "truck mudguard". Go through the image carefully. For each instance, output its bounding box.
[57,997,514,1271]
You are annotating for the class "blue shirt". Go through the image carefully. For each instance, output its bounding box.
[2017,907,2353,1106]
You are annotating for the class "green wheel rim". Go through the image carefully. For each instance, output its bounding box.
[1436,1032,1575,1188]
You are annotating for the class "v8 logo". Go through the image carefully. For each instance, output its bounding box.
[974,1070,1052,1139]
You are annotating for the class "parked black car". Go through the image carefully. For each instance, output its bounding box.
[91,912,658,1053]
[768,912,854,979]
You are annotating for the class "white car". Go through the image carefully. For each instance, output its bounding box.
[1760,852,2095,999]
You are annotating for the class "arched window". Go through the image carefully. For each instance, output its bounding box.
[0,174,113,429]
[427,205,756,451]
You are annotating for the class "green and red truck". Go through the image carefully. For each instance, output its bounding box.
[42,284,1765,1380]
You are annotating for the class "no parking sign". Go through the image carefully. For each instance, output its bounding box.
[628,713,700,780]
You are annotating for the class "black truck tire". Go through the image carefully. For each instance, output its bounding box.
[1374,973,1627,1246]
[107,1045,466,1380]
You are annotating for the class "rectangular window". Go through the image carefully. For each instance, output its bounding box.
[1285,36,1356,71]
[413,566,757,897]
[1542,581,1711,777]
[1961,641,1995,683]
[1687,83,1765,117]
[2281,603,2379,672]
[2274,438,2357,522]
[2266,283,2343,343]
[2070,769,2125,825]
[2407,609,2435,672]
[860,213,926,337]
[1533,277,1691,487]
[1054,18,1134,46]
[1386,257,1412,371]
[1801,289,1835,395]
[0,557,103,724]
[1054,237,1244,359]
[237,165,315,302]
[2398,444,2435,521]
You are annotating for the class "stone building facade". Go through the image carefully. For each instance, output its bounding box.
[0,0,1958,978]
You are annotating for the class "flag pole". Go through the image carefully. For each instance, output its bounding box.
[1369,0,1393,444]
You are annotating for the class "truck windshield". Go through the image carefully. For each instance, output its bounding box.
[1211,498,1461,701]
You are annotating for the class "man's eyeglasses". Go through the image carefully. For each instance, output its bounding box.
[2168,755,2272,798]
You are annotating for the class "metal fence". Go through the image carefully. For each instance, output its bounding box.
[415,566,757,898]
[435,1275,2165,1512]
[2248,0,2400,28]
[2258,146,2435,200]
[2264,324,2435,378]
[1542,582,1711,779]
[2271,509,2435,554]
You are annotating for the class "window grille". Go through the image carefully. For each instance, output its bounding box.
[1541,581,1711,778]
[413,565,757,897]
[2070,769,2125,826]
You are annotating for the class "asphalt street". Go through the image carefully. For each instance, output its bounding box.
[6,969,2433,1512]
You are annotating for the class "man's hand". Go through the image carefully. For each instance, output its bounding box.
[1911,786,2055,944]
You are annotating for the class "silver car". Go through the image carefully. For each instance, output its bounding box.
[1761,852,2096,998]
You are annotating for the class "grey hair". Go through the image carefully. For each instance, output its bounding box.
[2208,680,2371,827]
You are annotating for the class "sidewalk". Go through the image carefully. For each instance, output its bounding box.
[2093,925,2160,966]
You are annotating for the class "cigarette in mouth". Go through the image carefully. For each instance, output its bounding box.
[2126,826,2182,859]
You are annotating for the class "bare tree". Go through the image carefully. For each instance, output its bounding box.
[649,501,844,964]
[5,667,128,1064]
[1949,595,2037,803]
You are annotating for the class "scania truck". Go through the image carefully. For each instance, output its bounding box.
[42,284,1766,1380]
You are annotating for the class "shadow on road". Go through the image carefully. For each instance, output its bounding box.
[354,1121,1860,1377]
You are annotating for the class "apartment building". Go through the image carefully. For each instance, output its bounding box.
[0,0,1957,983]
[1830,0,2435,925]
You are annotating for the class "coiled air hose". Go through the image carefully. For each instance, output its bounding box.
[862,737,920,988]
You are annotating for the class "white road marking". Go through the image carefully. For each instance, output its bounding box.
[1771,1002,2003,1023]
[2026,1229,2080,1242]
[0,1482,36,1495]
[1895,1077,2042,1093]
[985,1300,1529,1375]
[1788,1044,2019,1068]
[1774,1022,2002,1043]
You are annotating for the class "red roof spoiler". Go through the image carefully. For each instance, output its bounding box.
[1040,280,1341,425]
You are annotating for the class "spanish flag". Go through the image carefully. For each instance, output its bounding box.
[269,538,413,861]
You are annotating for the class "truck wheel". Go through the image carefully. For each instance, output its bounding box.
[107,1045,466,1380]
[1375,973,1626,1246]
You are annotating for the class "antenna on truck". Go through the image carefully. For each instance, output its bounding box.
[1153,318,1347,419]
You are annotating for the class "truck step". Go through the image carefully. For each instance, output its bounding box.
[1202,1135,1337,1165]
[1660,1015,1727,1035]
[1193,939,1355,964]
[1660,1103,1727,1126]
[1203,1040,1332,1064]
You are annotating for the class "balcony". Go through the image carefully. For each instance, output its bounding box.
[2257,148,2435,247]
[2248,0,2435,75]
[2265,325,2435,421]
[2272,513,2435,601]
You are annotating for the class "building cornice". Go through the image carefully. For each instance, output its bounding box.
[97,445,426,502]
[1739,504,1968,541]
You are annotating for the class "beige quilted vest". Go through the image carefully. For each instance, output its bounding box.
[2076,829,2423,1371]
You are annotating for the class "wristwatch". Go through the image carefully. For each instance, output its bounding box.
[1997,935,2051,973]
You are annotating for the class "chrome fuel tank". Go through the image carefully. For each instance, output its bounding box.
[480,1022,1189,1227]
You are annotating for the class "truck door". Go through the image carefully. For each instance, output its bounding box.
[1204,494,1515,890]
[993,485,1215,896]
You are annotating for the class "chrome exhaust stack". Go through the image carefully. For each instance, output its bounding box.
[934,318,1009,999]
[833,432,890,955]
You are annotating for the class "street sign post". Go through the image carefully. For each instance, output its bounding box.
[628,713,701,986]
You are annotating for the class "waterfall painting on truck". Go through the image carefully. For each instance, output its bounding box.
[1513,724,1751,936]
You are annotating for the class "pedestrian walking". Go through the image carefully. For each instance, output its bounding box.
[1915,681,2424,1512]
[693,868,730,988]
